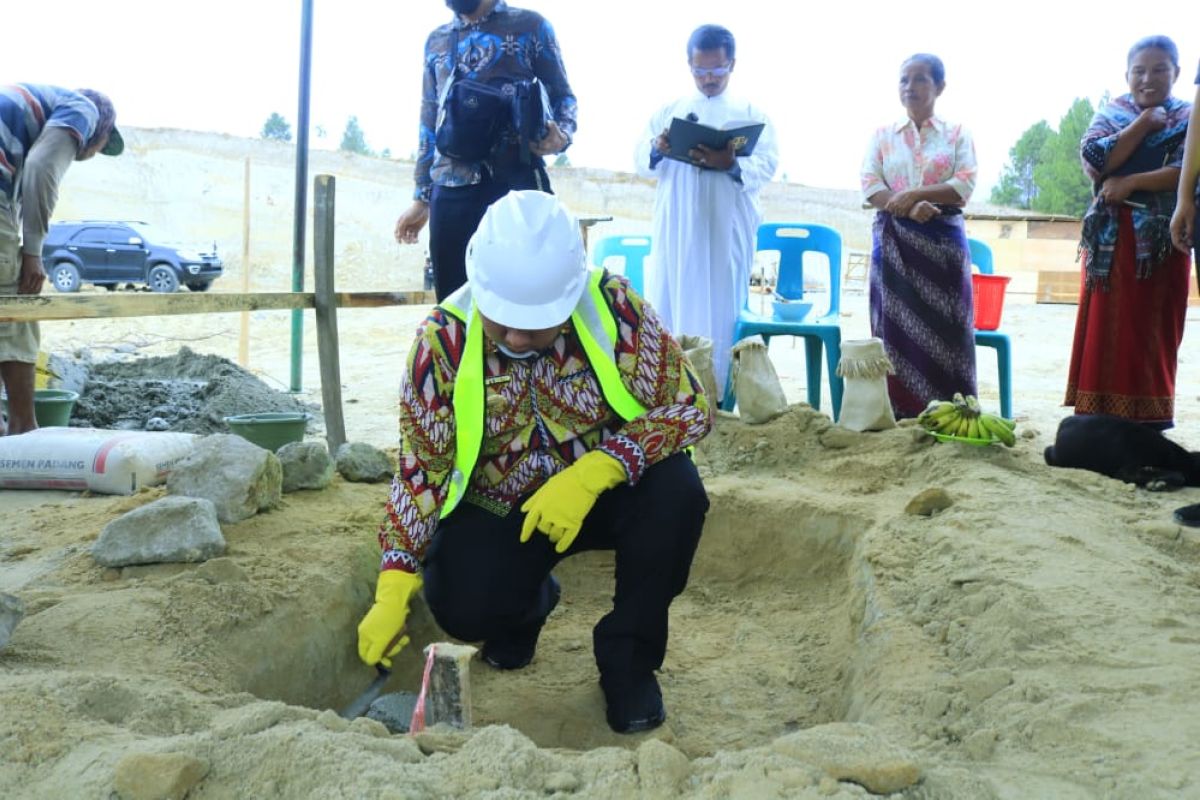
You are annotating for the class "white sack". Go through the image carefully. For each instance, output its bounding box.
[0,427,197,495]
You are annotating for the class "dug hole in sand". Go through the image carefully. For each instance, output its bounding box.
[4,398,1200,799]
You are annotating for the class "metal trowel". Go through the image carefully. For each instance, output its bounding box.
[340,665,391,720]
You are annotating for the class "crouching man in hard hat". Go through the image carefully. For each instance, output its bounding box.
[358,190,712,733]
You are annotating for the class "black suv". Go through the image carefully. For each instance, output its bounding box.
[41,221,223,293]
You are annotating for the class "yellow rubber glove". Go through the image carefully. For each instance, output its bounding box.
[520,451,627,553]
[357,570,423,668]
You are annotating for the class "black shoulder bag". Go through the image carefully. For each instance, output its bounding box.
[434,29,511,162]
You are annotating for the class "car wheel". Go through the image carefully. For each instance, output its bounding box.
[51,263,81,293]
[148,265,180,293]
[185,281,212,292]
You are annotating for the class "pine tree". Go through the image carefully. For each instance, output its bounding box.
[990,121,1053,208]
[1030,98,1096,217]
[261,112,293,142]
[339,116,373,156]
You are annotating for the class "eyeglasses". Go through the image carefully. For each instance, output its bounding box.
[691,64,732,79]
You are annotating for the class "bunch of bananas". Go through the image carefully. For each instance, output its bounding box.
[917,393,1016,446]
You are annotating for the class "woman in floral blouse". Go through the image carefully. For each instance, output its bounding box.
[860,53,978,419]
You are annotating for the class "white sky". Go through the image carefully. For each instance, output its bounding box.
[10,0,1200,197]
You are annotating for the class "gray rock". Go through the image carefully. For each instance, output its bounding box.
[772,722,922,794]
[336,442,393,483]
[113,752,209,800]
[637,738,691,798]
[905,487,954,516]
[167,434,282,522]
[92,496,225,568]
[1,593,25,652]
[366,691,420,734]
[278,441,335,492]
[47,352,91,395]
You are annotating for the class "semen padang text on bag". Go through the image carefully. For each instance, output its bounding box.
[730,336,788,424]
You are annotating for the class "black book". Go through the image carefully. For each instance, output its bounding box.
[664,117,765,168]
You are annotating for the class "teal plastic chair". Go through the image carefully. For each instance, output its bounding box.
[592,235,650,295]
[967,237,1013,420]
[968,237,994,275]
[758,222,843,321]
[722,223,844,420]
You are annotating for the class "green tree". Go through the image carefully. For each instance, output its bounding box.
[990,120,1052,208]
[339,115,373,156]
[990,98,1097,217]
[1030,98,1096,217]
[261,112,293,142]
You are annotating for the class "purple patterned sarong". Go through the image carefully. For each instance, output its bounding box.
[869,211,977,418]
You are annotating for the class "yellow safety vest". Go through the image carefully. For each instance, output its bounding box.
[438,268,647,517]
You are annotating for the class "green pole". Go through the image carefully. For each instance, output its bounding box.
[290,0,314,392]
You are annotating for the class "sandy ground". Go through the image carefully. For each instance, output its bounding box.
[4,287,1200,798]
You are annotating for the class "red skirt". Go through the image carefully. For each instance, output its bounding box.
[1065,208,1191,426]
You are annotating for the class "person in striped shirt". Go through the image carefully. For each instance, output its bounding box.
[1,84,122,435]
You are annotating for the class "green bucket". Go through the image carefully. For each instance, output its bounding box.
[1,388,79,427]
[224,412,311,451]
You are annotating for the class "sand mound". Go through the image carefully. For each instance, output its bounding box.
[3,405,1200,798]
[67,346,317,434]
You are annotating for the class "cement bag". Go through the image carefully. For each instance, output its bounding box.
[0,427,197,494]
[836,338,897,432]
[678,335,719,407]
[730,336,788,424]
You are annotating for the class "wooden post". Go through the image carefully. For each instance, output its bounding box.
[313,174,347,455]
[238,157,252,367]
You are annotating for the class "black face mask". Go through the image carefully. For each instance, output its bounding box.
[446,0,483,14]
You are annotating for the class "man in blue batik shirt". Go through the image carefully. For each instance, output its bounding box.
[394,0,578,301]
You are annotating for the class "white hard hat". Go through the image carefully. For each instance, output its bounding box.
[466,190,587,329]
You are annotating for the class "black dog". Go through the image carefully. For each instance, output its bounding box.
[1044,415,1200,491]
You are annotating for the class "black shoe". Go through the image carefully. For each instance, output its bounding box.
[601,672,666,734]
[481,576,561,670]
[1174,503,1200,527]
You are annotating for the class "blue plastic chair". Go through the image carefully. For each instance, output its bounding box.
[722,223,844,420]
[968,237,994,276]
[592,235,650,295]
[967,237,1013,420]
[757,222,843,321]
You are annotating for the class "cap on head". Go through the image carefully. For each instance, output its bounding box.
[466,190,587,329]
[77,88,123,156]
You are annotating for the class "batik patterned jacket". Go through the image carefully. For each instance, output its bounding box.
[378,272,712,574]
[413,1,578,202]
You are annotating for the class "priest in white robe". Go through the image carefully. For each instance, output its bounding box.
[634,24,779,392]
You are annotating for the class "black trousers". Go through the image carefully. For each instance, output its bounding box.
[421,452,708,680]
[428,163,551,301]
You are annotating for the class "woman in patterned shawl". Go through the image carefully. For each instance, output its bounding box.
[861,53,978,419]
[1066,35,1192,429]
